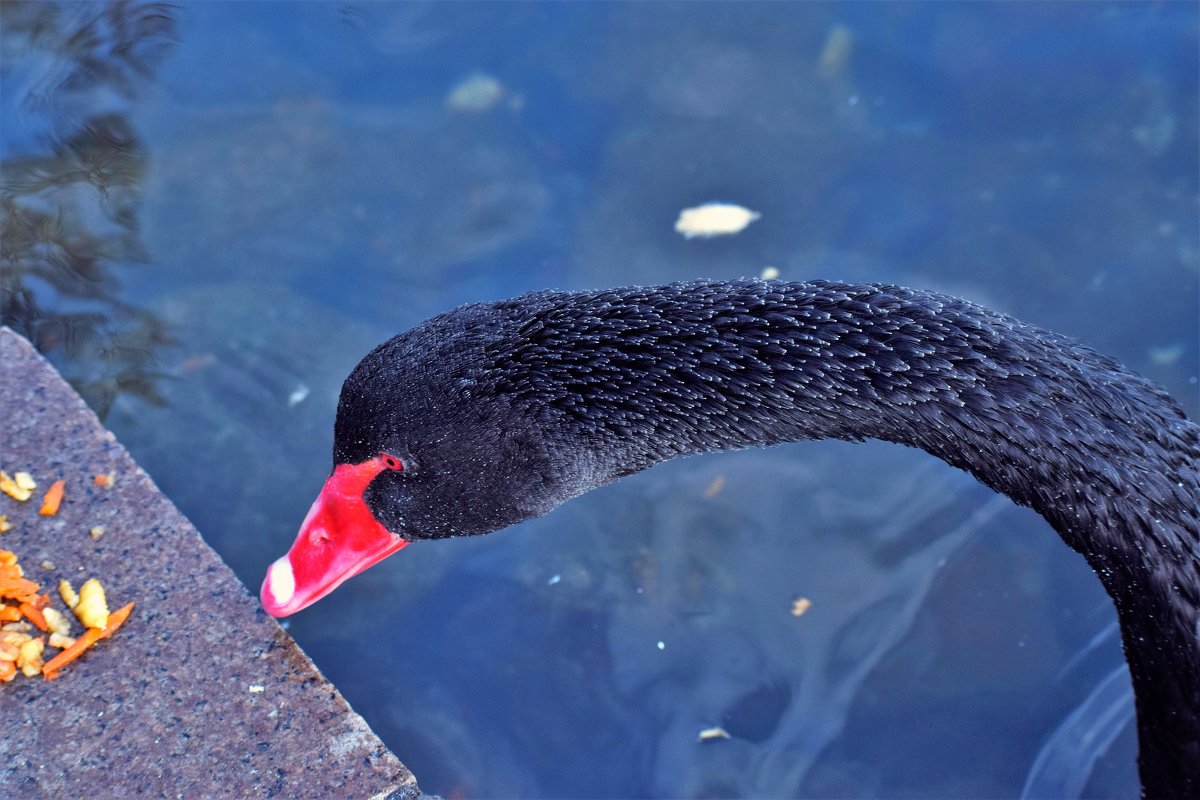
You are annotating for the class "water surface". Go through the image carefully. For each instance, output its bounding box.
[3,2,1197,797]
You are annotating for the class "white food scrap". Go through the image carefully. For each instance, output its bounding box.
[0,472,34,503]
[791,597,813,617]
[88,526,105,541]
[17,636,44,677]
[42,607,71,636]
[675,203,760,239]
[48,632,76,650]
[59,580,79,610]
[74,578,110,629]
[698,726,731,742]
[0,630,30,661]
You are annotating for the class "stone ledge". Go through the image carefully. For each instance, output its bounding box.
[0,327,429,799]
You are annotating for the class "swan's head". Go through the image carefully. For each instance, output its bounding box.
[261,301,584,617]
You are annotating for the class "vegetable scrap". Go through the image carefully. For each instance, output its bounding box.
[39,480,65,516]
[1,630,46,679]
[49,632,75,650]
[791,597,813,617]
[0,549,133,683]
[71,578,109,629]
[1,471,36,502]
[42,607,70,636]
[1,468,135,682]
[59,580,79,610]
[42,602,134,681]
[0,550,40,605]
[19,602,48,632]
[17,637,45,677]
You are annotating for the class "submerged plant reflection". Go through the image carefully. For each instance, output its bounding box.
[1,1,177,416]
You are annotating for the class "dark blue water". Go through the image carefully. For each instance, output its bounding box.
[3,2,1197,797]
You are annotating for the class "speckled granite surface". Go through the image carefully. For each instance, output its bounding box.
[0,328,429,799]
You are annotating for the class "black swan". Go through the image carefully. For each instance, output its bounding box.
[260,279,1198,797]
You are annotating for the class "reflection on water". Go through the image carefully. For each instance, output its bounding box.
[590,454,1005,797]
[1023,657,1135,800]
[1,1,176,416]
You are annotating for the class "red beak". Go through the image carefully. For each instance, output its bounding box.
[261,458,408,617]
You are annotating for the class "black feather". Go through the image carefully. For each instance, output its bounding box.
[335,279,1199,798]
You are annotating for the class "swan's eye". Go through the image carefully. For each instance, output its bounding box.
[379,453,404,471]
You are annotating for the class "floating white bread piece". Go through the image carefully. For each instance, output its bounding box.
[446,72,504,113]
[698,726,731,742]
[675,203,761,239]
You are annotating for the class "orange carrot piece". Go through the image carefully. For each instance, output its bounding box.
[96,602,134,641]
[19,602,48,632]
[39,480,65,516]
[41,628,102,679]
[41,601,134,680]
[0,552,42,606]
[0,660,16,682]
[0,569,40,605]
[0,606,20,622]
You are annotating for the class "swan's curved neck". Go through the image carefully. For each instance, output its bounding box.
[497,279,1200,796]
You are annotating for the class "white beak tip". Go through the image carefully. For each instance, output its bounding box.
[266,557,296,606]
